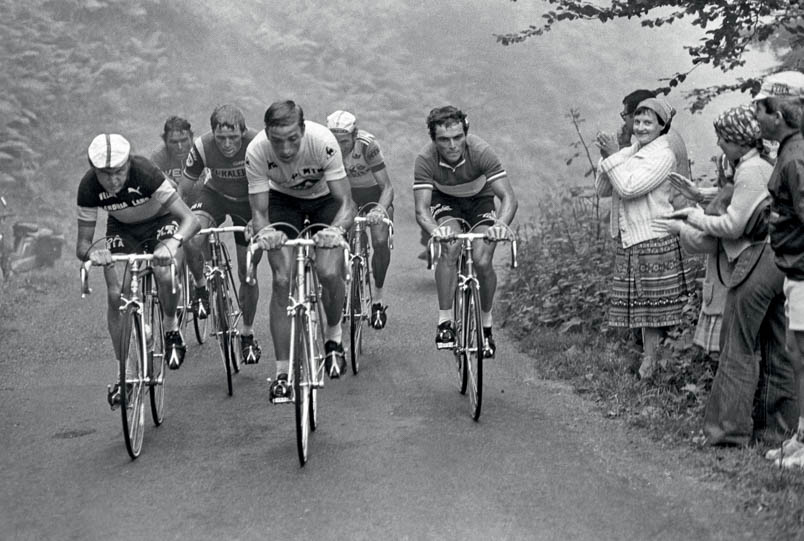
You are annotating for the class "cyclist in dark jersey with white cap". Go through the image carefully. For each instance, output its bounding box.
[76,133,200,408]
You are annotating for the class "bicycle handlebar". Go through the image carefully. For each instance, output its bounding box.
[352,216,394,249]
[80,254,176,297]
[245,238,351,286]
[199,225,246,235]
[427,232,518,271]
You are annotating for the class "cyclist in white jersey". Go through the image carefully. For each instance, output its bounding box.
[327,110,394,329]
[247,100,356,401]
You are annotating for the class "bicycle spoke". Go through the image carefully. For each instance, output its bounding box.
[148,287,166,425]
[120,311,145,459]
[466,287,484,421]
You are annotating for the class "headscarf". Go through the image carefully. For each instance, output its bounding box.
[713,105,761,147]
[635,97,675,125]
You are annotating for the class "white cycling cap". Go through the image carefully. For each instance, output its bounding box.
[327,110,357,133]
[754,71,804,100]
[88,133,130,169]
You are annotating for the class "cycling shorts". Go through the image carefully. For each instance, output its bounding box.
[268,190,340,239]
[191,185,251,246]
[105,214,178,254]
[430,192,496,229]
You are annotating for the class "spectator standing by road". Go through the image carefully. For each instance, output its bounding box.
[751,71,804,466]
[656,105,796,446]
[595,97,692,380]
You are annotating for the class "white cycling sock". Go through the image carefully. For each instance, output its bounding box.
[438,310,452,325]
[325,323,342,343]
[241,324,253,337]
[797,417,804,441]
[276,360,289,376]
[374,287,383,304]
[481,310,493,328]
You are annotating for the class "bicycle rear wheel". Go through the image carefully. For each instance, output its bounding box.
[192,284,209,345]
[293,312,311,466]
[119,310,145,459]
[464,286,484,421]
[453,284,468,394]
[148,288,166,425]
[211,275,234,396]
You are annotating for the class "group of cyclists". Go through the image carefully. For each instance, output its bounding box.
[75,100,518,408]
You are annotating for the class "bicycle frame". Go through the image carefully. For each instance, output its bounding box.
[199,225,245,395]
[81,253,175,458]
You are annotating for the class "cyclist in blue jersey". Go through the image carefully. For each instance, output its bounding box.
[178,104,263,364]
[413,106,518,358]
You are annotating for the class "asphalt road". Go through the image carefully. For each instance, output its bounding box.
[1,218,759,540]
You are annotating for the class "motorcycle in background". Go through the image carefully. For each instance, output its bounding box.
[0,196,64,281]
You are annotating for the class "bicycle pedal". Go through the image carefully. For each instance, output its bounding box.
[436,342,456,350]
[270,396,292,405]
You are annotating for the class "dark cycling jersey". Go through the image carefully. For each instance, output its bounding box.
[76,155,178,227]
[183,129,258,202]
[413,134,506,198]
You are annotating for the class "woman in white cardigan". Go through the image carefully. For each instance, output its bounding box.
[595,97,692,379]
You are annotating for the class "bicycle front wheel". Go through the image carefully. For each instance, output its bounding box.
[453,284,468,394]
[293,312,312,466]
[211,275,234,396]
[349,261,366,375]
[464,286,484,421]
[119,310,146,459]
[148,289,166,425]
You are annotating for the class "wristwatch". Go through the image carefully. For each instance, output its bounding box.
[172,233,185,246]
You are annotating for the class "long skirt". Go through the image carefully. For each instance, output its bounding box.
[608,235,692,329]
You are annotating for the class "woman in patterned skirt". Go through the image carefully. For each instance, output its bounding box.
[595,96,692,379]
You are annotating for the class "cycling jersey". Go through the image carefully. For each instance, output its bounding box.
[76,155,178,227]
[343,130,386,189]
[413,134,507,198]
[149,144,184,185]
[245,121,346,200]
[183,129,258,202]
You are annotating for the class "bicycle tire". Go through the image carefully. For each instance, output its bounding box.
[453,283,468,394]
[192,288,209,345]
[148,284,166,425]
[119,310,145,459]
[293,312,311,466]
[212,274,234,396]
[176,262,188,332]
[349,261,363,375]
[222,243,242,375]
[309,297,325,433]
[465,286,484,421]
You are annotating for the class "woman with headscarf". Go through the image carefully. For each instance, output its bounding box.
[655,105,797,446]
[595,97,692,379]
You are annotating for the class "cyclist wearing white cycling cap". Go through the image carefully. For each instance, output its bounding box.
[76,133,200,408]
[327,110,394,330]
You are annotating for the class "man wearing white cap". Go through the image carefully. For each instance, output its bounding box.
[76,134,200,408]
[753,70,804,467]
[327,110,394,330]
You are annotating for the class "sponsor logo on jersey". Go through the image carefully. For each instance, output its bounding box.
[157,222,179,239]
[127,186,143,196]
[99,192,114,201]
[480,210,498,221]
[102,198,148,211]
[326,146,335,157]
[211,167,246,179]
[185,148,196,168]
[106,235,124,250]
[266,161,278,170]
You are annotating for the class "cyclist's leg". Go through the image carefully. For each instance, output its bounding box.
[369,204,392,290]
[230,206,261,362]
[185,187,220,289]
[149,216,187,369]
[467,197,499,356]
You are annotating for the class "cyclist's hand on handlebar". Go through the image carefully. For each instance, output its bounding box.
[244,220,254,242]
[255,227,287,251]
[431,226,453,241]
[313,226,345,249]
[365,208,386,226]
[88,248,114,266]
[485,224,510,241]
